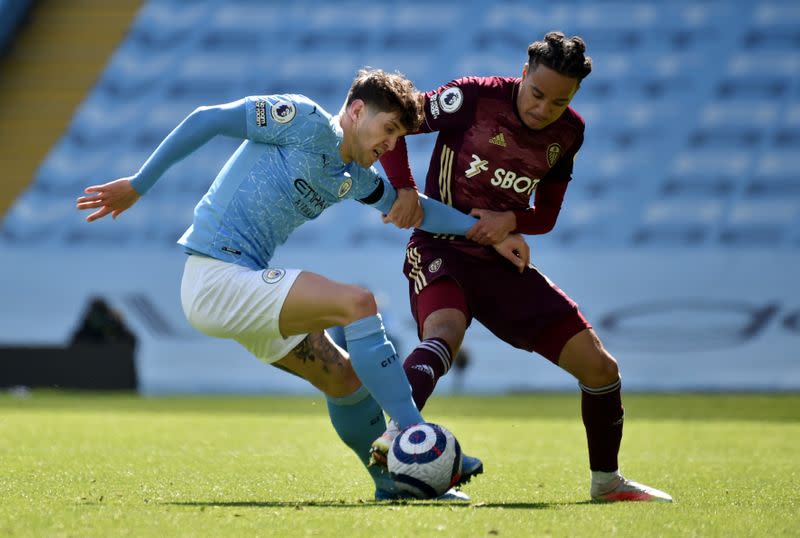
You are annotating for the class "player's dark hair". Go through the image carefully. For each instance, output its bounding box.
[346,68,422,132]
[527,31,593,82]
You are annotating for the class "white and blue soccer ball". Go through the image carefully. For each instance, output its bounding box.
[387,422,463,499]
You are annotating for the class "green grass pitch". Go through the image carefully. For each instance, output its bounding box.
[0,392,798,537]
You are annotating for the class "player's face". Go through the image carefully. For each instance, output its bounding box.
[517,63,579,130]
[352,104,407,167]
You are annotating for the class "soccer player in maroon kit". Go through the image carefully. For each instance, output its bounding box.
[377,32,672,502]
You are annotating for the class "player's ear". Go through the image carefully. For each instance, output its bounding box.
[522,63,529,79]
[349,99,365,122]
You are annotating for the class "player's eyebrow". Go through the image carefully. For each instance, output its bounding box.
[388,119,401,131]
[532,84,571,104]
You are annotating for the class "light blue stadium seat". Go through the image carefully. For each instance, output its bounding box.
[630,196,727,246]
[2,0,797,252]
[126,1,211,50]
[718,198,798,246]
[751,3,800,29]
[716,76,792,100]
[94,45,179,101]
[660,176,735,200]
[699,101,779,129]
[746,178,800,198]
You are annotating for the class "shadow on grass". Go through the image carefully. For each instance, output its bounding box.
[161,499,586,509]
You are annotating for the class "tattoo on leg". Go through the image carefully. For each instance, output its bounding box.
[291,332,348,375]
[292,338,315,364]
[311,333,346,369]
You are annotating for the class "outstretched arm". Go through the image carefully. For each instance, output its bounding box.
[76,100,247,222]
[369,181,473,236]
[130,100,247,195]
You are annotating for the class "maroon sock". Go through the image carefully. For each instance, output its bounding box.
[580,377,624,472]
[403,338,452,411]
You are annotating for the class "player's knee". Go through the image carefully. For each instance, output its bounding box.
[582,351,619,386]
[599,353,619,382]
[583,332,619,384]
[337,286,378,325]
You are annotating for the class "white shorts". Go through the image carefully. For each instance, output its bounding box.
[180,254,306,364]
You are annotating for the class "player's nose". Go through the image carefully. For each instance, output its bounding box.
[535,100,550,116]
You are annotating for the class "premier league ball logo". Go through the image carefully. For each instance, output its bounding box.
[438,87,463,113]
[270,100,296,124]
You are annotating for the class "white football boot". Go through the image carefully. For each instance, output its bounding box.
[369,420,400,468]
[591,474,673,503]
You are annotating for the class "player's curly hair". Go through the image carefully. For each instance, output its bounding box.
[528,31,593,82]
[346,68,422,133]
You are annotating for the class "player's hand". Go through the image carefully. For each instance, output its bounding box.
[76,177,140,222]
[492,233,530,273]
[466,208,517,245]
[382,187,423,228]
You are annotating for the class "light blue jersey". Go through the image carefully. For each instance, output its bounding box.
[181,95,386,269]
[129,94,481,270]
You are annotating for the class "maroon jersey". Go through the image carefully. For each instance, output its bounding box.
[383,76,585,258]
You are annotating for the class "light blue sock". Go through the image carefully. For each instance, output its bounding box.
[344,314,424,428]
[326,385,397,494]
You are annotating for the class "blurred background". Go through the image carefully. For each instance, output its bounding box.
[0,0,797,394]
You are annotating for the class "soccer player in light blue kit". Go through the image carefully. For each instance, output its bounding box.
[76,69,528,501]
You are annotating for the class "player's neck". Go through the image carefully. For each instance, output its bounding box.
[336,114,354,164]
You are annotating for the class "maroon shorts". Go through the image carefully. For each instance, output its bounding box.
[403,236,591,364]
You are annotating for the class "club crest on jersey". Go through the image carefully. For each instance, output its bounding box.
[255,100,267,127]
[438,87,463,114]
[337,177,352,198]
[262,268,286,284]
[270,100,296,124]
[546,143,561,167]
[428,258,442,273]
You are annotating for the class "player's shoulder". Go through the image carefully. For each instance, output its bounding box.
[352,163,382,183]
[447,75,517,97]
[247,93,332,126]
[559,106,586,132]
[345,163,384,201]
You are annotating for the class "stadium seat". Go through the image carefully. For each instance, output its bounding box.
[660,176,735,199]
[1,0,797,252]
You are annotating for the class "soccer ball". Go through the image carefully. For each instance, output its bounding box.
[387,422,463,499]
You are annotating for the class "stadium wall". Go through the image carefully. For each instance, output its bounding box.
[0,241,796,394]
